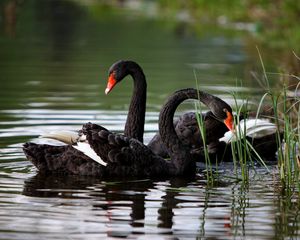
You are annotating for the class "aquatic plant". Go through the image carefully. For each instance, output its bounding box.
[194,70,214,184]
[255,49,300,192]
[193,48,300,189]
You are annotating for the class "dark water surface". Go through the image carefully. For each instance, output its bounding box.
[0,0,299,239]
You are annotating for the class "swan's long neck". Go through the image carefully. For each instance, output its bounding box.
[124,65,147,143]
[159,88,203,173]
[159,88,227,147]
[159,89,223,169]
[159,88,199,152]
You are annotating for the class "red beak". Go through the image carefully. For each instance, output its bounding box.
[105,73,117,95]
[224,111,234,131]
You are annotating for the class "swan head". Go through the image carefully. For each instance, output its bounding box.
[105,60,127,94]
[208,100,233,131]
[199,91,234,131]
[105,60,142,95]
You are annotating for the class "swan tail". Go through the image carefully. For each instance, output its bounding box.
[23,142,107,175]
[23,143,67,171]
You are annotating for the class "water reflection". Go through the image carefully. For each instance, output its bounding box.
[18,171,300,239]
[35,0,83,61]
[22,173,194,238]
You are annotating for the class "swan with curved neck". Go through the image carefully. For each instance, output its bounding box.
[157,88,234,174]
[39,60,234,157]
[103,60,233,153]
[23,87,233,176]
[105,60,147,142]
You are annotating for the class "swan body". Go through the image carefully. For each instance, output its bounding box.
[148,111,229,157]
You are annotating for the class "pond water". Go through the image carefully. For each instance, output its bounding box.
[0,0,299,239]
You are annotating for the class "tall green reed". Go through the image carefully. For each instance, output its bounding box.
[229,94,271,183]
[194,70,214,184]
[194,73,268,184]
[256,48,300,193]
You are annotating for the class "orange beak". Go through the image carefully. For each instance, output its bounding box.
[105,73,117,95]
[224,111,234,131]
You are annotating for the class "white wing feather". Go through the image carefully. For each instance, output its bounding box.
[219,119,277,143]
[40,130,81,144]
[73,142,107,166]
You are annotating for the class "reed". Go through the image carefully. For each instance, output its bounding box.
[278,86,300,192]
[229,94,272,183]
[194,75,268,184]
[255,48,300,193]
[194,70,215,184]
[229,95,249,182]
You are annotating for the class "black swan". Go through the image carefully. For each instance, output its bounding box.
[23,88,234,177]
[41,60,233,158]
[103,60,233,156]
[105,60,146,142]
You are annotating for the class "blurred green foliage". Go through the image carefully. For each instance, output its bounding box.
[158,0,300,45]
[158,0,300,73]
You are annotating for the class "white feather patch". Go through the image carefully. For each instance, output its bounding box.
[73,142,107,166]
[220,119,277,143]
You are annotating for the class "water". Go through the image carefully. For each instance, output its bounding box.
[0,0,299,239]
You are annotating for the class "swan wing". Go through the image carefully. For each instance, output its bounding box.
[219,131,235,143]
[219,119,277,143]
